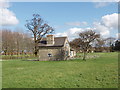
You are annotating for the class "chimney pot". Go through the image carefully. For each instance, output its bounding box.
[47,35,54,45]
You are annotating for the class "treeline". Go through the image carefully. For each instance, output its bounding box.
[114,40,120,51]
[1,29,34,56]
[70,35,120,53]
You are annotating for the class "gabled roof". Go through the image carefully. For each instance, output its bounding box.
[38,37,67,47]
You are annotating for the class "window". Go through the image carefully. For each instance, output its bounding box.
[66,51,68,56]
[48,53,52,57]
[66,42,69,46]
[40,40,47,44]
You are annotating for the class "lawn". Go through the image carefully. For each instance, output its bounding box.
[2,52,118,88]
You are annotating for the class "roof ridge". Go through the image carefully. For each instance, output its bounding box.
[55,37,67,38]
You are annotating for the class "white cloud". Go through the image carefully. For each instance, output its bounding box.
[65,22,81,26]
[55,32,67,37]
[65,21,87,26]
[67,27,83,35]
[93,13,118,38]
[82,22,87,25]
[55,27,84,41]
[0,8,19,26]
[101,13,118,29]
[93,22,110,37]
[56,13,118,40]
[94,2,111,8]
[55,22,111,40]
[0,0,10,8]
[0,0,19,26]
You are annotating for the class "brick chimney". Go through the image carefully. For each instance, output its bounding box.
[47,35,55,45]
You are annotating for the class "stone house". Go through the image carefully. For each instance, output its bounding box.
[38,35,76,61]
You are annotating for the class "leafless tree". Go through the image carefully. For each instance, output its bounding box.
[95,39,105,47]
[25,14,54,56]
[78,30,100,60]
[13,32,22,55]
[104,37,115,46]
[1,29,34,56]
[22,33,34,54]
[93,39,105,52]
[2,30,14,55]
[70,38,81,53]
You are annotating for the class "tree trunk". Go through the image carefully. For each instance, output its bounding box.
[34,40,38,57]
[4,51,7,55]
[17,41,19,55]
[34,33,38,57]
[34,47,38,56]
[83,51,86,61]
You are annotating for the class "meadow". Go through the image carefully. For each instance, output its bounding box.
[2,52,118,88]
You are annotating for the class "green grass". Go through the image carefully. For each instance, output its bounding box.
[2,52,118,88]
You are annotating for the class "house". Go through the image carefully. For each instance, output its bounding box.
[38,35,76,61]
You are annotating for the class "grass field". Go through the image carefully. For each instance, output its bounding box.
[2,52,118,88]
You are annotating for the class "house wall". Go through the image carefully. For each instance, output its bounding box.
[63,38,71,57]
[70,51,76,58]
[39,47,65,61]
[38,45,71,61]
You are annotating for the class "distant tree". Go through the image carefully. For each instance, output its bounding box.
[23,33,34,54]
[95,39,105,47]
[78,30,100,60]
[2,30,14,55]
[13,32,34,55]
[114,40,120,51]
[70,38,81,53]
[13,32,22,55]
[2,30,8,55]
[104,37,116,52]
[94,39,105,52]
[2,29,34,55]
[25,14,54,56]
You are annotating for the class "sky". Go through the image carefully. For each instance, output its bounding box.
[0,1,119,40]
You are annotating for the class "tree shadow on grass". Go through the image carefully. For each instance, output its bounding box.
[22,59,39,61]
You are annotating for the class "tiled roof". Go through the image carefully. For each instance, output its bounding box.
[38,37,67,47]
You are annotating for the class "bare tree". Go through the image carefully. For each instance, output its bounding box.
[22,33,34,54]
[2,30,14,55]
[13,32,21,55]
[93,39,105,52]
[2,30,8,55]
[70,38,81,53]
[25,14,54,56]
[13,31,34,55]
[78,30,100,60]
[96,39,105,47]
[2,29,34,56]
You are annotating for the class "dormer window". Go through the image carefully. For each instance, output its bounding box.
[66,42,69,46]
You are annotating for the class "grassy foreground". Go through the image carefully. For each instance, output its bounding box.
[2,52,118,88]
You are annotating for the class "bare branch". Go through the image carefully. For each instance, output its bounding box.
[25,14,54,56]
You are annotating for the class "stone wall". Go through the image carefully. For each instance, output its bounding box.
[39,47,65,61]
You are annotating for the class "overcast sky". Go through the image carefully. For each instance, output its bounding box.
[0,1,118,40]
